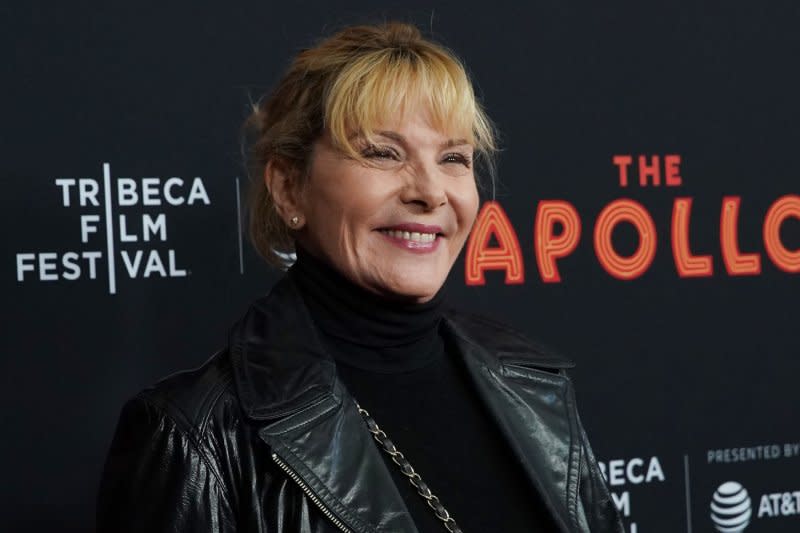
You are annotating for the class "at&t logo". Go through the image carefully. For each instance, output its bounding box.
[710,481,751,532]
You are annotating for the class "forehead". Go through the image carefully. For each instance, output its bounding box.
[359,104,473,146]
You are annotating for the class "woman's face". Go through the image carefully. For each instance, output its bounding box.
[296,107,480,303]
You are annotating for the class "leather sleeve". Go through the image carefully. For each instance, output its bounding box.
[575,411,626,533]
[97,395,236,533]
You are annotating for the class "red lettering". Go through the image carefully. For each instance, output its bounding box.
[763,195,800,273]
[594,199,657,280]
[664,155,682,186]
[720,196,761,276]
[613,155,633,187]
[671,198,713,277]
[465,201,525,285]
[638,155,661,187]
[535,200,581,283]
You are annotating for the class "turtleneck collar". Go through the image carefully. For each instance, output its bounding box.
[288,246,446,373]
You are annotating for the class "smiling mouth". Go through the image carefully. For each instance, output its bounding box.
[378,229,439,243]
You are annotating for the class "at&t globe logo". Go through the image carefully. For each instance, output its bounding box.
[711,481,752,532]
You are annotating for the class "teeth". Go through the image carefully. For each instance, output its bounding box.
[380,229,438,243]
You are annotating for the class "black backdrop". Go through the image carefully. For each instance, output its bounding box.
[4,2,800,532]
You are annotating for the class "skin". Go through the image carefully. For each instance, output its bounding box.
[266,106,480,303]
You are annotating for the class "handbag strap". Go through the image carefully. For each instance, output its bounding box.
[355,402,463,533]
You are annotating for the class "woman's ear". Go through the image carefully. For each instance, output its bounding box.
[265,159,305,228]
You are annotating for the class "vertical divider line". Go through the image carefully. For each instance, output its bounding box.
[235,177,244,274]
[103,162,117,294]
[684,454,692,533]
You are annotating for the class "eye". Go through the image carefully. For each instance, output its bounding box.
[361,144,400,161]
[441,152,472,168]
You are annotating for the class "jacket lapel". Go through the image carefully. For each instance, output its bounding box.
[441,315,579,533]
[230,277,417,533]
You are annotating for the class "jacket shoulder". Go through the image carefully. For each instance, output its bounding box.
[135,349,240,435]
[99,351,241,530]
[443,308,575,369]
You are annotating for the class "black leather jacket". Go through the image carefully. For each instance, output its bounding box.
[97,276,623,532]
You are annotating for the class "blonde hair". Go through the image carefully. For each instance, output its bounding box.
[244,22,497,266]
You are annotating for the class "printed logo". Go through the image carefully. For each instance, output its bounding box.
[710,481,751,532]
[14,162,214,293]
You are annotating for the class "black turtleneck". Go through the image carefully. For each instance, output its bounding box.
[290,247,557,532]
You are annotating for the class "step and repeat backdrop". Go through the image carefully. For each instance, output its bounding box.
[3,2,799,531]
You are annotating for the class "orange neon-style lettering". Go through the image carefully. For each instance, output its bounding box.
[720,196,761,275]
[465,201,524,285]
[535,200,581,283]
[594,199,657,280]
[763,194,800,273]
[671,197,713,277]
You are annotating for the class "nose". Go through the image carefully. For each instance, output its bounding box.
[400,162,447,211]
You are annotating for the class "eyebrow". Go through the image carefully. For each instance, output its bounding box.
[374,130,471,150]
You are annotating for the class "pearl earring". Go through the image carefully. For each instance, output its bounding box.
[290,216,300,226]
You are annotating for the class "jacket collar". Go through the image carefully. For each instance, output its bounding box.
[229,275,579,532]
[229,276,337,420]
[229,275,574,420]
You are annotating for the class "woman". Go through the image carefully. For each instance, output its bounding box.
[98,22,623,533]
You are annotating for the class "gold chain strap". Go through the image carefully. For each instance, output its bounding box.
[356,402,463,533]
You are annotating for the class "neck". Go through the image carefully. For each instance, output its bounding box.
[289,246,446,373]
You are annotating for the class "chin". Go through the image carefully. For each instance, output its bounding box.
[382,277,444,303]
[364,261,448,302]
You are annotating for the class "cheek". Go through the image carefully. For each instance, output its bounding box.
[453,181,480,234]
[305,171,393,243]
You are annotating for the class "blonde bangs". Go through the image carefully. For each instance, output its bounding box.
[324,47,496,162]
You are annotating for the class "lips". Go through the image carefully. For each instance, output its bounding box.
[376,223,444,253]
